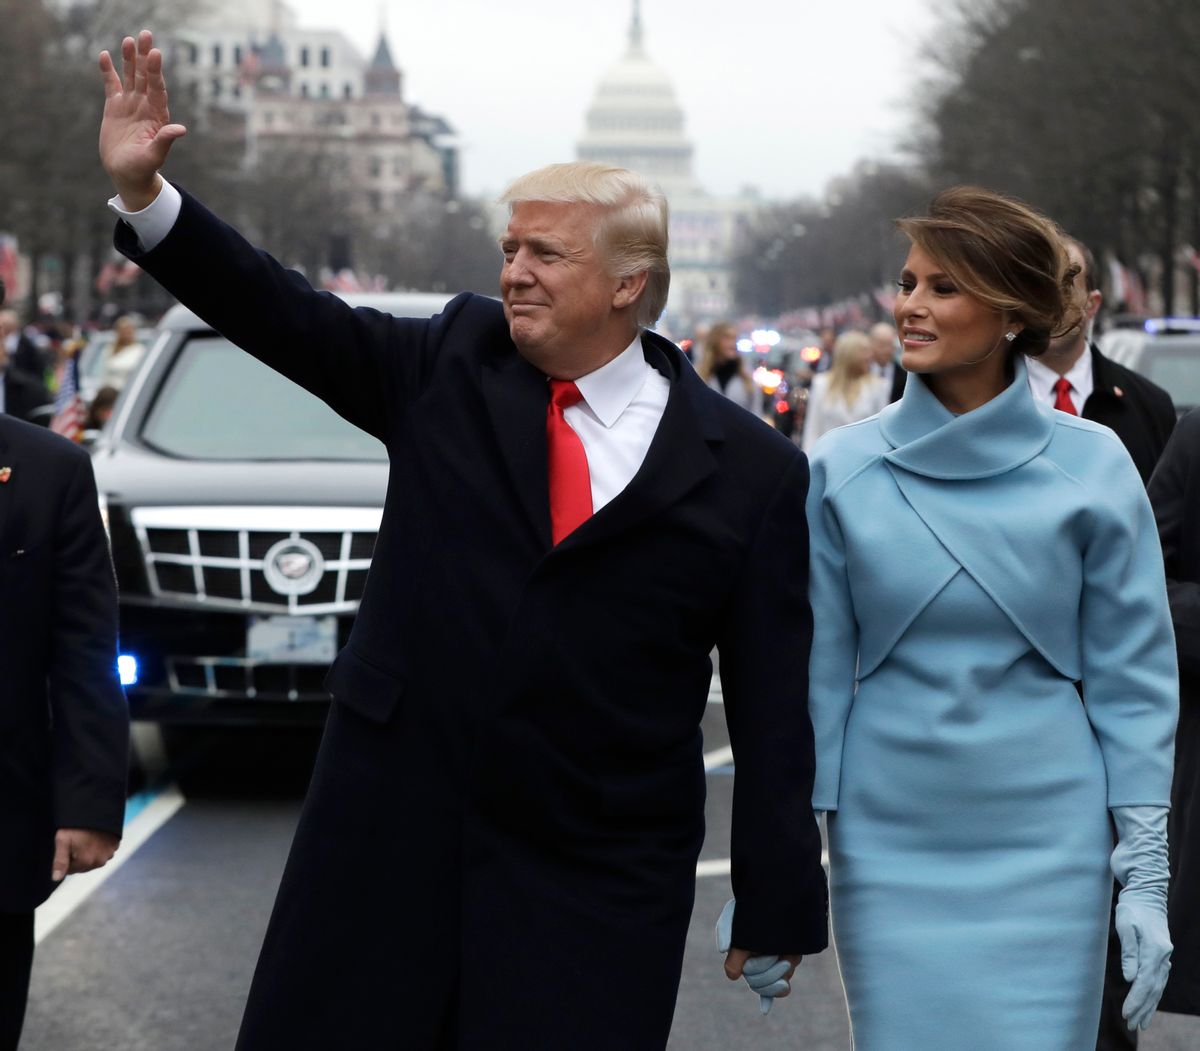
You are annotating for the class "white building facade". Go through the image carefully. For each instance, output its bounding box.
[577,1,757,330]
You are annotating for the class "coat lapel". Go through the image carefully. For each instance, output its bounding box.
[556,335,721,554]
[884,466,1083,680]
[1084,342,1126,409]
[840,467,962,680]
[481,351,553,549]
[874,360,1083,680]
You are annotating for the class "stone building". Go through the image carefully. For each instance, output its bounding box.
[170,0,458,208]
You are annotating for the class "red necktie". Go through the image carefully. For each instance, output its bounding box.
[546,379,593,544]
[1053,377,1077,415]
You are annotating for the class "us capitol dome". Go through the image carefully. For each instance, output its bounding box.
[576,2,757,329]
[576,1,698,199]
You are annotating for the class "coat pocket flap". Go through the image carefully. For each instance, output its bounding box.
[323,647,404,724]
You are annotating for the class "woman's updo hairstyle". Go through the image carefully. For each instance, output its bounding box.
[896,186,1081,357]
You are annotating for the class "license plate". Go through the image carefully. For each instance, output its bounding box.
[247,615,337,664]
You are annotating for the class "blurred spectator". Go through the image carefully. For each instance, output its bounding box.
[801,330,888,452]
[869,321,906,403]
[85,386,120,431]
[696,321,759,415]
[98,315,147,390]
[0,310,51,422]
[676,323,709,366]
[814,326,837,373]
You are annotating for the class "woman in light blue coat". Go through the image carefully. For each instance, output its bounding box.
[806,188,1178,1049]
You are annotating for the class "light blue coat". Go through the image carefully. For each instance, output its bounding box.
[806,359,1177,1049]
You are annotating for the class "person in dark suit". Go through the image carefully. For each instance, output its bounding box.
[868,321,906,403]
[1147,409,1200,1023]
[98,32,828,1050]
[1025,237,1176,1051]
[1025,238,1175,485]
[0,308,51,423]
[0,283,129,1050]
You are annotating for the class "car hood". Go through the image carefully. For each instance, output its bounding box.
[91,442,388,507]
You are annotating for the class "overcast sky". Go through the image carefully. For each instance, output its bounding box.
[285,0,939,201]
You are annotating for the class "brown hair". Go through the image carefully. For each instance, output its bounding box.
[896,186,1081,357]
[1064,236,1101,294]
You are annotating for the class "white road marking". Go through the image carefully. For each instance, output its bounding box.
[34,785,186,944]
[703,745,734,771]
[696,852,830,879]
[707,677,723,705]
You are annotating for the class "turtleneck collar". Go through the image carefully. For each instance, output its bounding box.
[878,356,1055,480]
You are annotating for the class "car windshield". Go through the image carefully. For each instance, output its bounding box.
[1138,340,1200,409]
[139,336,386,461]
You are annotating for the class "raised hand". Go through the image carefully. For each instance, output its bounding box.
[98,30,187,210]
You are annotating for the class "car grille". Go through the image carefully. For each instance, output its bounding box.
[167,657,330,701]
[131,506,381,615]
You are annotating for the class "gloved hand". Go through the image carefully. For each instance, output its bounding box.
[1110,805,1172,1031]
[715,898,796,1015]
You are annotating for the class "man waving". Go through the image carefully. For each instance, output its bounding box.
[99,32,827,1049]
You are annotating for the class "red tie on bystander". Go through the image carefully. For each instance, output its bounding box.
[1053,377,1078,415]
[546,379,593,544]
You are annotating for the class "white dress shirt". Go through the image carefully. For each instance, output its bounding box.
[107,179,182,251]
[567,336,670,513]
[108,180,669,513]
[1026,351,1093,414]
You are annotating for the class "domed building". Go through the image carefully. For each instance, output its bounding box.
[577,2,698,199]
[577,2,756,330]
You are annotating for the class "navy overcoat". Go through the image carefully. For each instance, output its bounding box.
[116,190,828,1050]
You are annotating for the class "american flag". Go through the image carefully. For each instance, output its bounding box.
[50,353,84,442]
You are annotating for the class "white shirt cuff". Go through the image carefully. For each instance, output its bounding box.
[106,179,183,253]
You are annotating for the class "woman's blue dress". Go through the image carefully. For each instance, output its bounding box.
[806,362,1177,1050]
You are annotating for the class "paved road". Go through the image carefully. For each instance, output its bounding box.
[21,705,1200,1050]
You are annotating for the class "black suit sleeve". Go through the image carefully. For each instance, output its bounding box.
[717,450,828,955]
[1149,410,1200,681]
[115,188,450,442]
[1152,385,1177,460]
[49,452,129,836]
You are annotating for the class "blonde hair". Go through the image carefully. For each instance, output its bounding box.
[825,331,875,405]
[696,321,751,389]
[499,162,670,327]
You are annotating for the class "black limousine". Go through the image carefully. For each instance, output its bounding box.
[93,292,452,725]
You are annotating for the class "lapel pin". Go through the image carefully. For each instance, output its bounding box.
[1113,386,1124,398]
[0,467,11,483]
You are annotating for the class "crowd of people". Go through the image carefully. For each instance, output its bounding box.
[0,309,146,437]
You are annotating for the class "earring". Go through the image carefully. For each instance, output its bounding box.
[1004,332,1017,343]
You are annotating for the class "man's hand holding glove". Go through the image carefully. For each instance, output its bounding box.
[715,898,801,1015]
[1110,805,1173,1032]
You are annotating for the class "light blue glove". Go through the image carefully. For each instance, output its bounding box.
[1111,805,1173,1031]
[715,898,791,1015]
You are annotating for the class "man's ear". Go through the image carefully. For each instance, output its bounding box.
[612,270,649,311]
[1084,289,1102,322]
